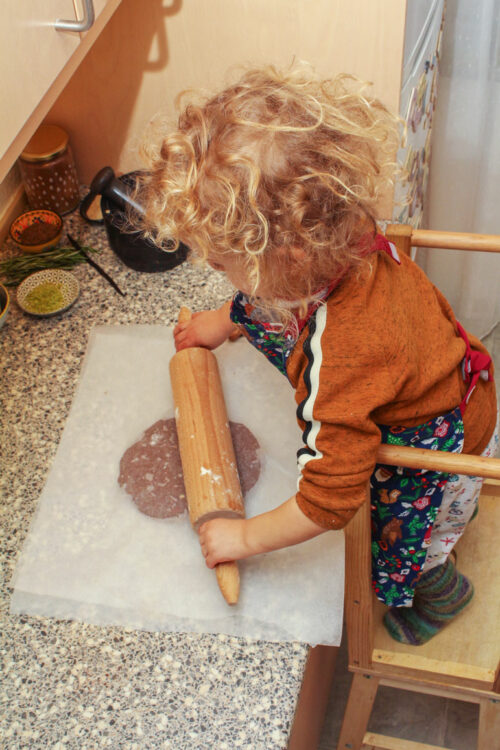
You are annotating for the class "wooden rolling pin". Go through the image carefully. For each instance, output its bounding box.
[169,307,245,605]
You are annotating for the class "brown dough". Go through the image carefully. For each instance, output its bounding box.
[118,418,261,518]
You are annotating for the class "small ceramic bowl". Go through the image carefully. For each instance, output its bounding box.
[9,209,63,253]
[0,283,9,329]
[17,269,79,318]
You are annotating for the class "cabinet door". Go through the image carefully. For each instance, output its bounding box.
[0,1,81,158]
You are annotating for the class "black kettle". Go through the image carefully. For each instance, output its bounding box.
[80,167,188,273]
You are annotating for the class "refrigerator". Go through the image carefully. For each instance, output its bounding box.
[393,0,447,227]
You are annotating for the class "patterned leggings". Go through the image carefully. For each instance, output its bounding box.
[423,420,499,571]
[371,409,498,607]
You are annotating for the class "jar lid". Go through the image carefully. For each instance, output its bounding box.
[21,125,69,162]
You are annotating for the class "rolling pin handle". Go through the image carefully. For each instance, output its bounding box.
[178,306,192,324]
[216,561,240,605]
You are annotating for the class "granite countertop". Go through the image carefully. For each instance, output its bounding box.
[0,207,309,749]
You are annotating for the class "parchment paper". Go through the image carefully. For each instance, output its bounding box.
[10,326,344,646]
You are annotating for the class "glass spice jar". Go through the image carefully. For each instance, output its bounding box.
[18,124,80,214]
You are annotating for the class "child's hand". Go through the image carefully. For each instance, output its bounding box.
[199,496,327,568]
[174,303,235,351]
[198,518,250,568]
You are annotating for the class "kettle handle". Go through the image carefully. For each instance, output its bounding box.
[79,190,104,225]
[80,166,145,225]
[80,166,116,225]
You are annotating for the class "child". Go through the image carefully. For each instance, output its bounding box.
[139,65,498,645]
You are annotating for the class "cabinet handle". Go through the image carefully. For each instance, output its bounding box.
[54,0,95,32]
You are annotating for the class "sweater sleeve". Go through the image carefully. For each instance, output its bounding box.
[290,304,396,530]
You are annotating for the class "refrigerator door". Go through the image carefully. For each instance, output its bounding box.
[394,0,446,227]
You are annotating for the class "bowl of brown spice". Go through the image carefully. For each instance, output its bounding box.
[17,269,79,318]
[10,209,63,253]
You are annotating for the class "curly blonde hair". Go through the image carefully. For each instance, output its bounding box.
[138,63,400,308]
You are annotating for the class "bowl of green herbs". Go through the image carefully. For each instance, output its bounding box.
[17,269,80,318]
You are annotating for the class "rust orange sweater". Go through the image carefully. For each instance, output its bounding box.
[286,251,497,531]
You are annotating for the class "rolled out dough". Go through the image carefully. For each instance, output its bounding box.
[118,418,261,518]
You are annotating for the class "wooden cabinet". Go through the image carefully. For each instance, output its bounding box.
[2,0,410,219]
[0,0,122,183]
[1,2,79,161]
[48,0,408,214]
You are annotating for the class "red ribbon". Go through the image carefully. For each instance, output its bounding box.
[456,321,493,414]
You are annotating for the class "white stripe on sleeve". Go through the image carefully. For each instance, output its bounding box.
[297,303,328,486]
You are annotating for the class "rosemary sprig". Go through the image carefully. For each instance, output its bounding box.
[0,245,101,286]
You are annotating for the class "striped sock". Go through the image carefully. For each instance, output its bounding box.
[383,558,474,646]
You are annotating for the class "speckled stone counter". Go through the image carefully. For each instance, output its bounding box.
[0,208,309,749]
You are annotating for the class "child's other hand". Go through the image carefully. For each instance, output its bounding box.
[198,518,249,568]
[174,304,234,351]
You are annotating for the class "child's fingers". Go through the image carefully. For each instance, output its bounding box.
[200,545,217,570]
[175,312,201,332]
[198,521,219,568]
[173,320,189,335]
[173,315,201,339]
[198,537,211,566]
[173,321,193,351]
